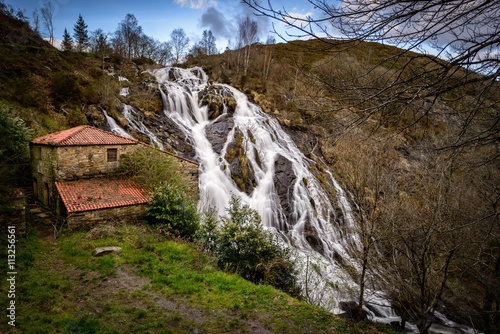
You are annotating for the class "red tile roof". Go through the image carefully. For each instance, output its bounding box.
[31,126,138,146]
[55,178,151,213]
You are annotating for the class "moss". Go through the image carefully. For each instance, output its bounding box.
[254,148,262,168]
[317,175,328,185]
[239,155,249,180]
[224,147,237,163]
[235,131,243,148]
[231,175,245,191]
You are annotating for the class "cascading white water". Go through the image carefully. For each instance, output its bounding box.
[121,104,164,149]
[102,109,133,138]
[101,66,477,333]
[150,66,399,317]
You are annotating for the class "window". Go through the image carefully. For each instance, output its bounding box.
[107,148,117,162]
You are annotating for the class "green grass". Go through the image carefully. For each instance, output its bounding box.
[0,222,396,333]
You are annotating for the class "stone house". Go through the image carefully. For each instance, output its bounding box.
[30,125,199,229]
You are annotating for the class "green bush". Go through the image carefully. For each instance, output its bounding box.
[0,104,32,195]
[198,196,299,295]
[146,182,199,240]
[115,146,180,190]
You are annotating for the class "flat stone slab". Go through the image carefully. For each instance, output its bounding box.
[94,246,122,257]
[29,207,43,214]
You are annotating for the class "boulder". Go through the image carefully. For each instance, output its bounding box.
[94,246,122,257]
[273,154,297,221]
[339,301,368,320]
[205,114,234,155]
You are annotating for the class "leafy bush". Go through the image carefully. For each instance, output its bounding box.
[115,146,180,190]
[0,104,31,195]
[146,182,199,240]
[198,196,299,295]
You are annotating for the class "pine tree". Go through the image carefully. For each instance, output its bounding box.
[73,14,88,51]
[62,28,73,51]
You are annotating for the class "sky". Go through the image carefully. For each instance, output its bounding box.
[8,0,319,51]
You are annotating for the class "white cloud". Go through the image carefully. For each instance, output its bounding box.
[174,0,217,9]
[280,10,314,27]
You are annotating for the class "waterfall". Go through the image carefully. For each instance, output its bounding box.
[151,66,394,316]
[103,67,474,333]
[121,104,164,149]
[102,109,133,139]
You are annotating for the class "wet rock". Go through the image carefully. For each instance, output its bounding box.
[304,221,324,254]
[86,105,105,128]
[205,114,234,155]
[223,129,256,195]
[140,78,159,93]
[141,110,197,161]
[339,301,368,320]
[273,154,296,221]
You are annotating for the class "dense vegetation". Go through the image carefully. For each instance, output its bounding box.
[198,197,299,296]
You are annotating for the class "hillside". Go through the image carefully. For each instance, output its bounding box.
[1,217,396,333]
[0,8,498,334]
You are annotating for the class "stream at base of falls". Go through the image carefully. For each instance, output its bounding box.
[103,67,477,334]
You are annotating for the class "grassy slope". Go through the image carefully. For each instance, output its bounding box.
[0,221,394,334]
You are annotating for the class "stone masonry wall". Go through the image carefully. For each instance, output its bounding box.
[67,204,148,230]
[172,157,199,201]
[30,144,59,210]
[56,144,139,180]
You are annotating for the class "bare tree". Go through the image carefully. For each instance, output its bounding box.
[242,0,500,150]
[333,133,499,332]
[40,1,54,45]
[157,42,173,65]
[201,29,217,55]
[171,28,190,63]
[238,16,259,75]
[32,9,40,35]
[115,14,142,59]
[89,29,111,55]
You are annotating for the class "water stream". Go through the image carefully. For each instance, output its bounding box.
[152,66,390,316]
[103,67,475,333]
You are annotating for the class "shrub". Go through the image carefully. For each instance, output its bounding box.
[51,71,82,104]
[198,196,299,295]
[0,104,32,195]
[146,182,199,240]
[115,146,180,190]
[132,57,155,65]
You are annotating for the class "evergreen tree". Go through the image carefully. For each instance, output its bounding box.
[62,28,73,50]
[73,14,88,51]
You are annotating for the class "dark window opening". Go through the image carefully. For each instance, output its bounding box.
[107,148,118,162]
[43,182,49,206]
[33,178,38,201]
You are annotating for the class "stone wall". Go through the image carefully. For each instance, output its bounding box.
[30,144,59,210]
[67,204,148,230]
[56,144,139,180]
[172,157,199,201]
